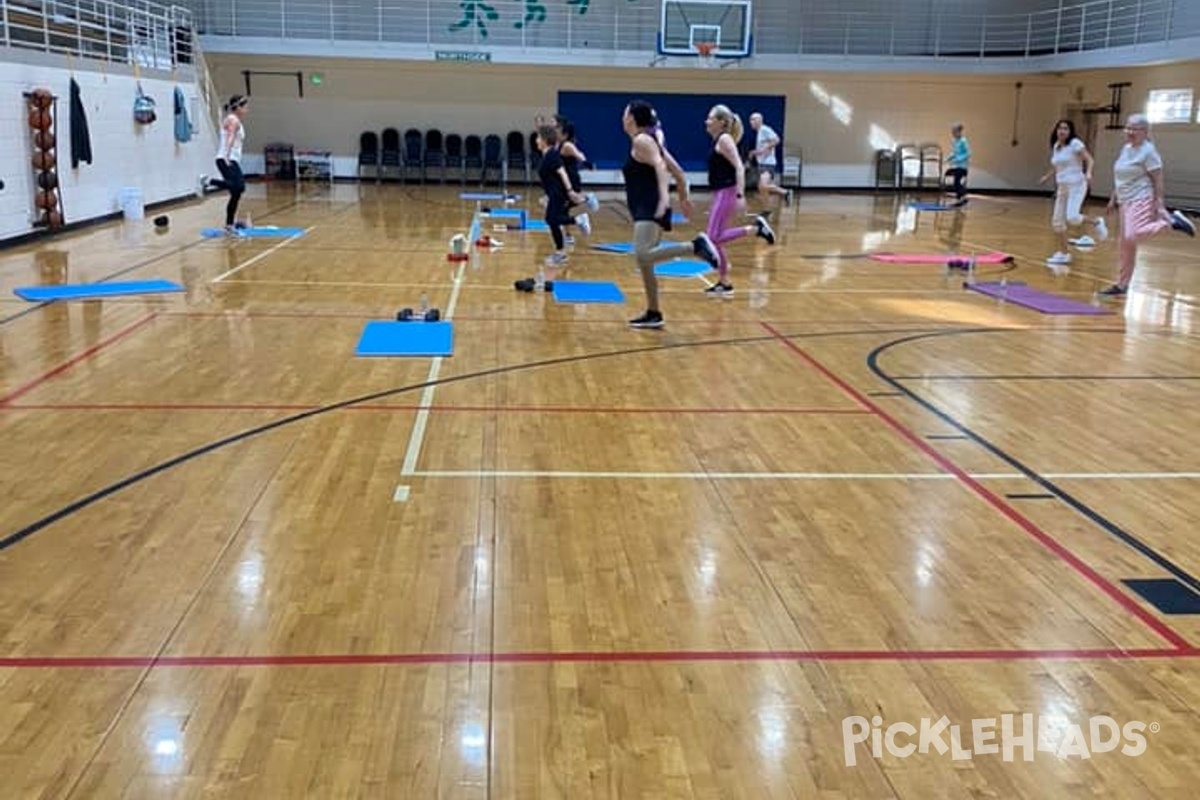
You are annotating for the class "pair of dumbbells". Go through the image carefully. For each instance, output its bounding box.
[397,308,441,321]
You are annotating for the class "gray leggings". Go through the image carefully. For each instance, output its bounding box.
[634,221,692,311]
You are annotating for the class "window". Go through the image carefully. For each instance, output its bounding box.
[1146,89,1193,124]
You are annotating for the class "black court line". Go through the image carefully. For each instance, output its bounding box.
[867,390,904,397]
[868,328,1200,595]
[1006,493,1058,500]
[926,434,970,440]
[0,326,942,553]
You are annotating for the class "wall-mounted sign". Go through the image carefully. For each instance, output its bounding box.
[434,51,492,63]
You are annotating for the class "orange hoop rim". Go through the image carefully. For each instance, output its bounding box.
[695,42,718,57]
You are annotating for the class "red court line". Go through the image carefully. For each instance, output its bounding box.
[1,647,1195,669]
[0,402,871,415]
[0,313,157,406]
[761,322,1192,651]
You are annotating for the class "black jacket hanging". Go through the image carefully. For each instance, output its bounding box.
[70,78,92,168]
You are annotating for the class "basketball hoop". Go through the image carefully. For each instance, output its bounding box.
[695,42,717,67]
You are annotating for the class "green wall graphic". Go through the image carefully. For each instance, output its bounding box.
[451,0,643,38]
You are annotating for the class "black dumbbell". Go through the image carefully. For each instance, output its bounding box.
[424,308,440,321]
[514,278,535,292]
[396,308,414,321]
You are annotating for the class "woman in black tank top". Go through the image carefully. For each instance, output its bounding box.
[701,105,776,298]
[621,100,720,329]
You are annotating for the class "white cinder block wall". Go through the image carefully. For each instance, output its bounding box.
[0,53,219,241]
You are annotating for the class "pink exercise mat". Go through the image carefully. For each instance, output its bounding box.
[869,252,1014,264]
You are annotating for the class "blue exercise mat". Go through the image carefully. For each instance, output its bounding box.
[655,260,713,277]
[461,192,520,201]
[525,219,549,232]
[907,202,955,212]
[487,209,526,219]
[551,281,625,304]
[355,321,454,357]
[592,241,683,254]
[671,212,688,223]
[14,279,184,302]
[201,226,306,238]
[592,242,634,253]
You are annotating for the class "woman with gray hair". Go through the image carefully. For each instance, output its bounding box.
[1099,113,1195,296]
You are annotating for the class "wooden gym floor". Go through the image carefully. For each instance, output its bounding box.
[0,182,1198,798]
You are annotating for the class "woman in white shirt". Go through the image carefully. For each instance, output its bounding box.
[207,95,249,235]
[1100,114,1195,296]
[1038,119,1104,265]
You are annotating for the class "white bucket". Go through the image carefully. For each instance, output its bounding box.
[119,187,144,220]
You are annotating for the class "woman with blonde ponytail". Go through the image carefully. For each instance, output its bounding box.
[702,105,775,298]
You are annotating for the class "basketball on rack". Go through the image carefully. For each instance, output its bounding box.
[35,130,55,150]
[29,88,53,110]
[36,190,58,210]
[32,151,54,170]
[37,172,59,191]
[28,108,51,131]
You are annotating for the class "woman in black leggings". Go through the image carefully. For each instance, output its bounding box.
[207,95,249,235]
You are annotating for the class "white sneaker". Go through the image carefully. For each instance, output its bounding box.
[197,174,208,197]
[1094,217,1109,241]
[1046,252,1071,265]
[575,213,591,236]
[1069,235,1095,247]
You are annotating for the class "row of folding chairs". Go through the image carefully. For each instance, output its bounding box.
[358,129,545,185]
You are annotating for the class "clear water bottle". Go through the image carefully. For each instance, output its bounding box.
[419,292,429,314]
[534,266,546,292]
[999,277,1008,300]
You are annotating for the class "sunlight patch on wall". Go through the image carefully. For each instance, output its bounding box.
[809,81,852,126]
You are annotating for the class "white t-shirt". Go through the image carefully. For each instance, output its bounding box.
[1051,138,1087,184]
[217,114,245,163]
[755,124,779,167]
[1112,140,1162,204]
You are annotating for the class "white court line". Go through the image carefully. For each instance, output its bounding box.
[210,226,314,283]
[400,470,1200,481]
[393,257,469,501]
[211,278,967,295]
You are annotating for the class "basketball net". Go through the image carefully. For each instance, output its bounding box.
[695,42,717,68]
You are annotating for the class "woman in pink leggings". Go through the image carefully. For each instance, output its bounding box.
[702,105,775,297]
[1100,114,1195,296]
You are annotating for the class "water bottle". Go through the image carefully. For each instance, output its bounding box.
[534,266,546,292]
[419,292,429,314]
[999,277,1008,300]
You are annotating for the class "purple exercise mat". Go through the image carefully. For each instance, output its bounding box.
[965,282,1112,315]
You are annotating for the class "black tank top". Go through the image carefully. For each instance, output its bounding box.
[708,142,737,190]
[623,135,661,222]
[562,150,582,192]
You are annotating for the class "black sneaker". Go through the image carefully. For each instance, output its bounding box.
[754,214,776,245]
[1171,210,1196,237]
[629,310,664,328]
[692,233,720,270]
[705,282,734,298]
[1098,284,1127,296]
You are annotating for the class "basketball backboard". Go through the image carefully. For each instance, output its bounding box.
[658,0,752,58]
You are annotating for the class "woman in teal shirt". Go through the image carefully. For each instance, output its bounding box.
[946,123,970,204]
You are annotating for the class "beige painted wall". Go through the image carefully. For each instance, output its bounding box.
[206,54,1200,198]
